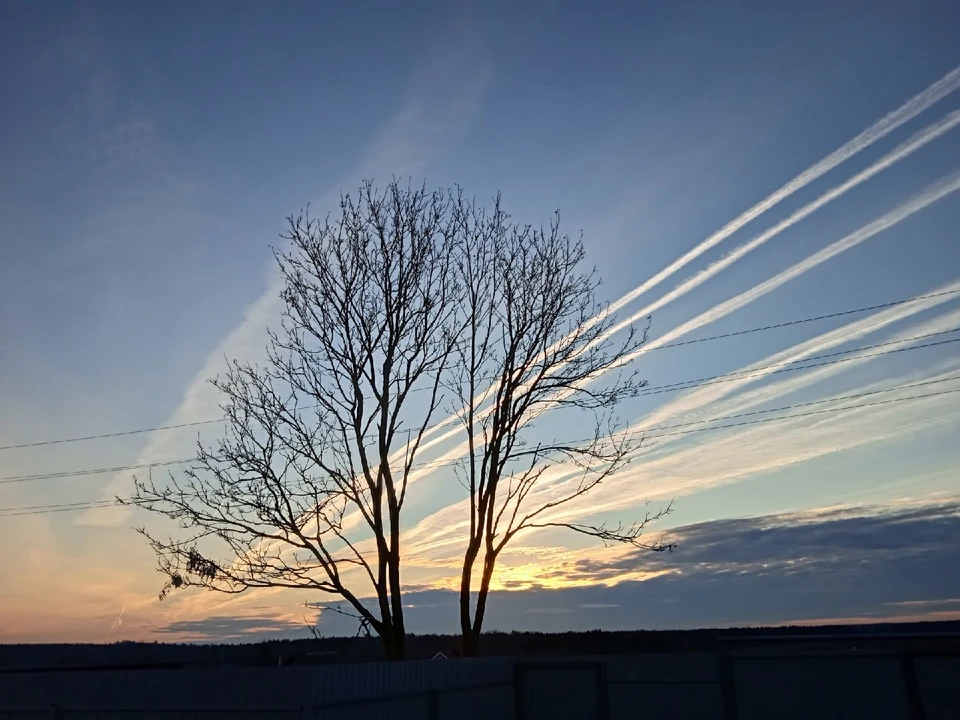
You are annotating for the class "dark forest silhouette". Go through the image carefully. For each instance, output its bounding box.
[3,621,958,670]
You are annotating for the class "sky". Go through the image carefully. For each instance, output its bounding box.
[1,0,959,644]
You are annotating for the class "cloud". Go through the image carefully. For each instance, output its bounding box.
[322,501,960,635]
[152,615,311,642]
[78,29,492,528]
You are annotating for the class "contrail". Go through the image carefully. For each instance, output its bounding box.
[596,110,960,344]
[540,169,960,426]
[407,161,960,469]
[632,169,960,357]
[184,71,960,560]
[602,64,960,317]
[639,299,960,446]
[407,68,960,457]
[405,170,960,485]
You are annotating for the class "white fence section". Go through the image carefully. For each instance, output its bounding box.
[1,651,956,719]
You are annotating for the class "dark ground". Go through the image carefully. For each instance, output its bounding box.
[2,620,958,670]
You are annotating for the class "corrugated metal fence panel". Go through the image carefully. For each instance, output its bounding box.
[316,695,430,720]
[195,667,315,709]
[731,655,910,720]
[601,652,721,684]
[607,681,724,720]
[0,670,110,709]
[599,653,724,720]
[437,683,514,720]
[60,713,301,720]
[0,667,316,713]
[311,656,514,707]
[517,663,605,720]
[913,655,960,720]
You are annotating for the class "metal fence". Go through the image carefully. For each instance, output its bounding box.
[2,650,957,719]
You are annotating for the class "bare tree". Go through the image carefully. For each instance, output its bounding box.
[125,181,462,660]
[447,202,672,657]
[125,180,669,661]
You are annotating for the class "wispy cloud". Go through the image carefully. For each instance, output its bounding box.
[78,39,492,528]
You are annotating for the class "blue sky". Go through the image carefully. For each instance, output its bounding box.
[1,0,959,642]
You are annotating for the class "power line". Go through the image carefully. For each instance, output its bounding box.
[5,381,959,518]
[4,290,957,452]
[4,337,958,487]
[644,386,960,440]
[0,459,190,485]
[639,331,960,396]
[0,498,115,513]
[0,419,225,451]
[638,374,960,432]
[0,500,114,518]
[650,287,960,350]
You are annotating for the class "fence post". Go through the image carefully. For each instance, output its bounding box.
[899,653,927,720]
[718,653,739,720]
[427,689,440,720]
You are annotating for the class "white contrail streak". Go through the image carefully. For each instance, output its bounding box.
[409,69,960,456]
[632,169,960,358]
[409,165,960,470]
[638,301,960,448]
[603,64,960,316]
[597,110,960,344]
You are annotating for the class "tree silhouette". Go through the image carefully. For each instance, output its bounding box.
[446,201,672,655]
[124,179,669,660]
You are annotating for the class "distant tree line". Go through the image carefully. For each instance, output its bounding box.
[3,621,957,670]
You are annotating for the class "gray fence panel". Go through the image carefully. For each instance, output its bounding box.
[436,684,514,720]
[0,672,107,709]
[317,695,429,720]
[195,668,315,710]
[608,681,723,720]
[602,653,721,684]
[75,669,199,709]
[311,657,513,707]
[518,664,605,720]
[913,655,960,720]
[732,655,910,720]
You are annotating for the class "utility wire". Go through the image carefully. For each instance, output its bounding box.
[644,386,960,439]
[635,374,960,432]
[652,287,960,350]
[4,381,958,517]
[0,501,114,517]
[3,289,957,452]
[0,459,190,485]
[4,340,958,486]
[639,332,960,396]
[0,418,226,451]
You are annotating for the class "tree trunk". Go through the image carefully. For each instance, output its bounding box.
[460,549,496,658]
[459,538,481,656]
[380,623,407,661]
[462,628,480,657]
